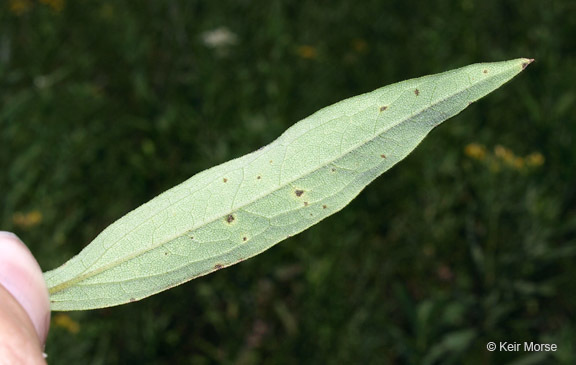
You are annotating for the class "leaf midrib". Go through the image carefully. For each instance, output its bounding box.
[48,68,496,296]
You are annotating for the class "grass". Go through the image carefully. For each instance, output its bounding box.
[1,0,575,363]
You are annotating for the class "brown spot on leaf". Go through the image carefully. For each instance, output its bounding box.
[164,252,169,255]
[223,178,228,183]
[295,189,304,197]
[257,175,261,179]
[304,201,309,206]
[379,106,388,112]
[414,89,420,96]
[331,168,336,172]
[380,154,386,159]
[521,59,534,70]
[483,69,488,74]
[214,264,223,270]
[226,214,235,224]
[323,205,327,209]
[130,298,136,302]
[243,236,247,242]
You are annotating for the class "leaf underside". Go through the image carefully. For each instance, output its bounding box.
[44,58,532,311]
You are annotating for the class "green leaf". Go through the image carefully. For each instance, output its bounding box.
[44,58,533,311]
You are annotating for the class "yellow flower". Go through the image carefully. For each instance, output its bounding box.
[352,39,367,53]
[12,210,43,228]
[9,0,32,15]
[296,45,317,60]
[494,145,519,168]
[525,152,545,167]
[39,0,64,12]
[467,144,542,172]
[99,3,115,19]
[513,156,525,170]
[464,143,486,160]
[494,144,511,160]
[53,314,80,334]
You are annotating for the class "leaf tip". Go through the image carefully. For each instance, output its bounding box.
[521,58,534,70]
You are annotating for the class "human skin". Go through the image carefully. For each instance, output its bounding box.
[0,232,50,365]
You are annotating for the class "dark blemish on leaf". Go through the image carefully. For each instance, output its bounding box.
[331,168,336,172]
[257,175,261,179]
[309,213,313,216]
[483,69,488,74]
[243,236,247,242]
[269,160,273,164]
[414,89,420,96]
[379,106,388,112]
[214,264,223,270]
[226,214,235,224]
[380,154,386,159]
[130,298,136,302]
[304,201,309,206]
[521,59,534,70]
[223,178,228,183]
[295,189,304,197]
[323,205,327,209]
[164,252,169,255]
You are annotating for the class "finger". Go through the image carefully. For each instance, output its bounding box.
[0,232,51,343]
[0,283,47,364]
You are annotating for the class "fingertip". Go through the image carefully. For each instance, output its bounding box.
[0,232,51,344]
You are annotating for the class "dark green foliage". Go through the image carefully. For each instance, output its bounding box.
[1,0,575,363]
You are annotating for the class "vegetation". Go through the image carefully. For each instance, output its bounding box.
[1,0,574,363]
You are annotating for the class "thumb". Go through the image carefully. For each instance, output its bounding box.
[0,232,50,363]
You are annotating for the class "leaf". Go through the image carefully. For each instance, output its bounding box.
[44,58,533,310]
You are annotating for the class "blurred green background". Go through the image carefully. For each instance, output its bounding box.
[1,0,575,363]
